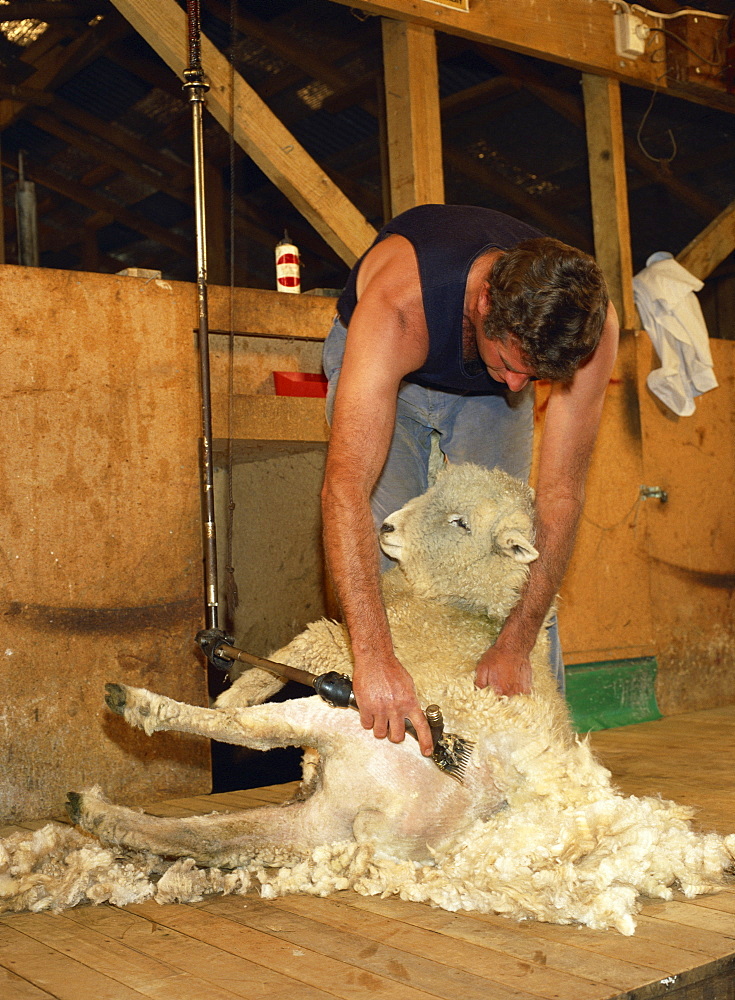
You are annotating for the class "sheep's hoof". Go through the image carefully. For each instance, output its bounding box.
[66,791,83,824]
[105,683,128,715]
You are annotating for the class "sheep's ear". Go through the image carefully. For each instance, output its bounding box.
[496,528,538,564]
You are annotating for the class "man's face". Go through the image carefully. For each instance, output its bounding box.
[477,335,535,392]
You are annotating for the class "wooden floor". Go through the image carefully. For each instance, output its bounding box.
[2,706,734,1000]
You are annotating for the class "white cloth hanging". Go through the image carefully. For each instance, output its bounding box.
[632,251,718,416]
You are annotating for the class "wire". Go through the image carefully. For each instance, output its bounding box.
[607,1,727,20]
[582,493,643,534]
[648,25,723,66]
[636,85,677,164]
[631,3,727,21]
[606,1,728,75]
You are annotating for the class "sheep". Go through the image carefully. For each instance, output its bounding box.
[2,464,734,931]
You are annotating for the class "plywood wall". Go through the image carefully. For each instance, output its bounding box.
[542,332,657,665]
[636,337,735,714]
[0,266,211,821]
[0,267,336,823]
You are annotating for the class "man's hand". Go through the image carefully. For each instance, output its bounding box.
[352,652,435,757]
[474,641,532,697]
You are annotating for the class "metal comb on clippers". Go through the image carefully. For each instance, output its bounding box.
[197,632,475,783]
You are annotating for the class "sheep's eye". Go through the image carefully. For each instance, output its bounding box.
[448,514,470,532]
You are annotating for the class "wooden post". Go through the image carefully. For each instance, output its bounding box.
[382,18,444,216]
[581,74,636,330]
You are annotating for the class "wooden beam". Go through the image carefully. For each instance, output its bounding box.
[331,0,733,112]
[440,75,519,118]
[51,95,192,192]
[382,18,444,215]
[208,285,336,338]
[208,0,357,98]
[677,199,735,282]
[582,74,635,330]
[108,0,377,266]
[0,84,52,106]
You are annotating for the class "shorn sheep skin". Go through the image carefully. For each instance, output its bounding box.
[1,463,733,932]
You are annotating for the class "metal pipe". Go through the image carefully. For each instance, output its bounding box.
[184,0,219,632]
[16,151,39,267]
[217,643,319,690]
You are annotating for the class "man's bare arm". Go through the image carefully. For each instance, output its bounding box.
[475,301,620,695]
[321,237,434,754]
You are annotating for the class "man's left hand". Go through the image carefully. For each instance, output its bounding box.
[474,642,532,696]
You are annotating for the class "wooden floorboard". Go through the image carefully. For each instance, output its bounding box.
[1,706,734,1000]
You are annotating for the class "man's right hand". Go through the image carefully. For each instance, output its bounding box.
[352,652,435,757]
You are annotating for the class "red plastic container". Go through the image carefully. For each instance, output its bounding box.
[273,371,328,398]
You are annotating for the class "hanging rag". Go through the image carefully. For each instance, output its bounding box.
[632,251,718,417]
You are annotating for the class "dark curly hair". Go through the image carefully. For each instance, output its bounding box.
[482,237,609,380]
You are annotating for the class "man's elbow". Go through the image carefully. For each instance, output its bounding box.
[321,469,365,517]
[536,483,586,517]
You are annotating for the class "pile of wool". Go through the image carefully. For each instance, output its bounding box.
[2,721,733,934]
[0,811,251,915]
[251,711,735,936]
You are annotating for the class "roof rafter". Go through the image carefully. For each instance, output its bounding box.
[678,198,735,281]
[443,147,590,251]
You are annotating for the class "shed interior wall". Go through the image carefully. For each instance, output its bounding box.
[1,267,733,821]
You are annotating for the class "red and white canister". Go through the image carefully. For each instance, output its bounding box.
[275,232,301,293]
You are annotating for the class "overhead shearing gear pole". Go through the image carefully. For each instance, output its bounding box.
[184,0,220,634]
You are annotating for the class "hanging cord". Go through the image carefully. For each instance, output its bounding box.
[184,0,220,634]
[637,5,729,169]
[636,85,677,165]
[648,26,725,68]
[224,0,239,628]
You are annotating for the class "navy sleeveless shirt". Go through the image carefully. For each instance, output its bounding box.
[337,204,545,395]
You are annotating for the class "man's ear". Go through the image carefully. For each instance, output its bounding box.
[478,282,492,319]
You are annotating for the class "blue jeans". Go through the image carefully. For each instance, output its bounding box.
[323,315,565,693]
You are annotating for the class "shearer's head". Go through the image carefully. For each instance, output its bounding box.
[481,237,609,383]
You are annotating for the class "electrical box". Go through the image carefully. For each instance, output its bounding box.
[614,11,648,58]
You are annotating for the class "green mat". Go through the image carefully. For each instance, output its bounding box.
[565,657,662,732]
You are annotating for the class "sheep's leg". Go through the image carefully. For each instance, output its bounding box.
[213,666,286,709]
[105,683,338,754]
[66,789,334,868]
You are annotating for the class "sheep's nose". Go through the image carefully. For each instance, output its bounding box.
[380,521,395,534]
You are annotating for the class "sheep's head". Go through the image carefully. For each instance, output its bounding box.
[380,463,538,617]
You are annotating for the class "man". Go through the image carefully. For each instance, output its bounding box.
[321,204,619,757]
